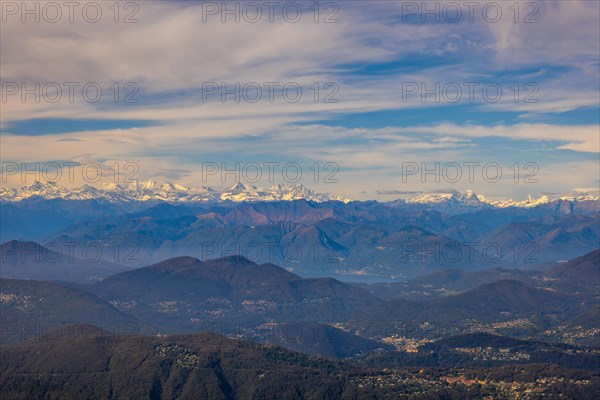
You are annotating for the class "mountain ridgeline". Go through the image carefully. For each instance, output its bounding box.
[2,193,598,278]
[90,255,380,331]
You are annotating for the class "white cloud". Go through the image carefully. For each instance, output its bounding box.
[1,1,598,200]
[398,123,600,153]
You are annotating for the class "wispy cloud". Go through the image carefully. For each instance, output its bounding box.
[1,1,598,200]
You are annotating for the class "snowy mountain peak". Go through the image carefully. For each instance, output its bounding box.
[487,194,552,208]
[407,190,484,206]
[225,182,259,192]
[133,179,187,192]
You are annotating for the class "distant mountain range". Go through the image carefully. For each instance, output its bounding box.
[404,189,572,208]
[2,181,598,211]
[0,240,132,283]
[2,181,598,279]
[365,254,597,300]
[2,196,598,276]
[388,189,599,214]
[0,180,350,203]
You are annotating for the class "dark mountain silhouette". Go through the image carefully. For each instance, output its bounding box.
[0,326,395,399]
[352,279,584,338]
[366,267,539,301]
[545,249,600,293]
[267,322,393,358]
[91,256,380,332]
[0,279,147,343]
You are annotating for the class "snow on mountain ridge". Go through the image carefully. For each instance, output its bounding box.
[2,182,598,207]
[407,190,486,207]
[401,189,599,209]
[0,180,349,203]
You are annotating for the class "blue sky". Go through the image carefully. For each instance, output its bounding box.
[1,0,598,200]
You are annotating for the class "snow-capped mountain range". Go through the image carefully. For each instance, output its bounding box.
[395,189,599,209]
[1,181,598,208]
[0,180,350,203]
